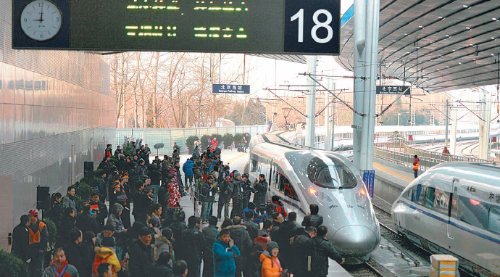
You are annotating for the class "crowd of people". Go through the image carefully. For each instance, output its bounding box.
[11,139,344,277]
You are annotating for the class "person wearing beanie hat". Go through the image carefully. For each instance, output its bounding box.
[93,237,121,277]
[260,241,285,277]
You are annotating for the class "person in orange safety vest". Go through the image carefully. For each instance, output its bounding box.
[413,155,420,178]
[28,209,49,277]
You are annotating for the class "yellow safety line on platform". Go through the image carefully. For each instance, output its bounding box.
[373,161,413,183]
[225,152,248,164]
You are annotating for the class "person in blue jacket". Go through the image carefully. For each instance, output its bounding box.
[213,229,240,277]
[182,158,194,190]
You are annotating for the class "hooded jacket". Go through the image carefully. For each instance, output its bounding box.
[93,246,121,277]
[259,251,283,277]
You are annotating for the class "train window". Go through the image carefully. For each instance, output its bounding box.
[279,174,299,201]
[488,206,500,234]
[425,187,435,208]
[329,156,357,189]
[250,159,258,172]
[457,196,489,230]
[432,189,450,215]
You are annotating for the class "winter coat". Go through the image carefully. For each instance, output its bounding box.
[11,223,29,261]
[182,160,194,176]
[274,220,298,266]
[77,213,99,235]
[259,251,283,277]
[65,242,85,275]
[218,179,233,203]
[62,195,77,213]
[243,220,259,241]
[202,225,219,259]
[226,225,252,257]
[181,226,205,263]
[253,180,268,207]
[151,264,174,277]
[291,233,314,275]
[42,261,80,277]
[106,214,125,233]
[93,246,121,277]
[154,234,173,261]
[302,214,323,228]
[89,201,108,227]
[213,239,240,277]
[128,240,154,277]
[311,236,343,277]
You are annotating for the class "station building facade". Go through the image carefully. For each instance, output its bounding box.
[0,0,115,250]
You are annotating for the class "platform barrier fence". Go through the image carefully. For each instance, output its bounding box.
[111,125,267,155]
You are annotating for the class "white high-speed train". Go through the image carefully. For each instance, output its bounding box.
[392,163,500,276]
[249,133,381,263]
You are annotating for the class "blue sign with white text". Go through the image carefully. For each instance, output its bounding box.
[363,170,375,198]
[213,84,250,94]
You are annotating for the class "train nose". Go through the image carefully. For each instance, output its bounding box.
[331,225,378,256]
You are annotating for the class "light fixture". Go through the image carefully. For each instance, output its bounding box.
[418,25,423,28]
[493,18,497,21]
[462,4,468,8]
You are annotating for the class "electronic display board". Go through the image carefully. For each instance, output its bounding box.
[12,0,340,55]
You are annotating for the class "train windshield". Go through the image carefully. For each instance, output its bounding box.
[285,152,357,189]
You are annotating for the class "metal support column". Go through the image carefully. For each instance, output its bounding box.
[353,0,379,172]
[305,56,317,147]
[479,88,492,160]
[325,82,331,150]
[445,99,449,148]
[353,0,366,170]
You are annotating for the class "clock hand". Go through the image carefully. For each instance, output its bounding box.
[39,3,44,22]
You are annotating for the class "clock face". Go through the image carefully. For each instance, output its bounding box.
[20,0,62,41]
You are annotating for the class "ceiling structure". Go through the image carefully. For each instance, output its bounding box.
[337,0,500,93]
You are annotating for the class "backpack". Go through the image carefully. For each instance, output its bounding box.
[92,254,111,277]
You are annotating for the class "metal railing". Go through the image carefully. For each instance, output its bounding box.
[402,145,491,164]
[111,125,267,155]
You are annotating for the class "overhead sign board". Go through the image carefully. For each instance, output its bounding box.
[376,86,411,95]
[12,0,340,55]
[213,84,250,94]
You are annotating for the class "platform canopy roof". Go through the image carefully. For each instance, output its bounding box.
[337,0,500,93]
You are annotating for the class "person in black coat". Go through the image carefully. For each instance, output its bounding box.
[181,216,204,277]
[201,216,219,277]
[291,226,316,276]
[57,207,77,247]
[227,216,253,277]
[77,204,100,235]
[274,212,299,269]
[65,229,85,275]
[302,204,323,228]
[129,227,154,276]
[11,215,30,262]
[243,211,259,241]
[311,226,344,277]
[89,192,108,229]
[151,252,174,277]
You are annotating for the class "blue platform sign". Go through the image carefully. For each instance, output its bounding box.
[363,170,375,198]
[213,84,250,94]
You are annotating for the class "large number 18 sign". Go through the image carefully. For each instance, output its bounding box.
[284,0,340,55]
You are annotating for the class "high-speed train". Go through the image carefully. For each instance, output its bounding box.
[392,163,500,276]
[249,132,381,263]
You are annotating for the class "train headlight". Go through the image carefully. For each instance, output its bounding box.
[359,188,367,196]
[308,187,318,196]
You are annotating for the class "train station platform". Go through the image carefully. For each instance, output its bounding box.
[176,149,353,276]
[373,158,416,204]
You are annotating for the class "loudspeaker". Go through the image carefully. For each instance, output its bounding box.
[36,186,50,210]
[84,161,94,177]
